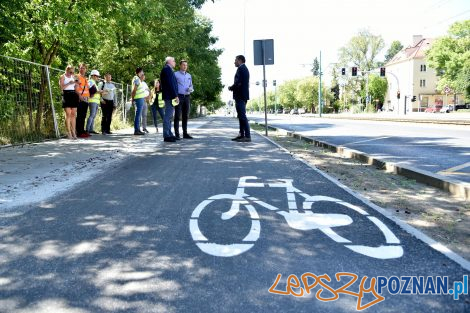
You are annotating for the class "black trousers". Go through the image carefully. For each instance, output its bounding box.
[101,100,114,133]
[76,100,89,135]
[174,94,191,136]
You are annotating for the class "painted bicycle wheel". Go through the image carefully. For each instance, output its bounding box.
[300,195,403,259]
[189,194,260,257]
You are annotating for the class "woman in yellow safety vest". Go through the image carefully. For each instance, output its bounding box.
[86,70,103,134]
[131,67,146,135]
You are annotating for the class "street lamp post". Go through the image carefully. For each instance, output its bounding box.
[385,71,400,114]
[243,0,250,56]
[318,51,322,117]
[274,80,278,115]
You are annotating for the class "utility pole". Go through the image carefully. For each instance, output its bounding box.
[274,80,278,114]
[365,72,369,111]
[319,51,322,117]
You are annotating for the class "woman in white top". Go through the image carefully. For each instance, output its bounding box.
[59,65,79,139]
[140,74,151,133]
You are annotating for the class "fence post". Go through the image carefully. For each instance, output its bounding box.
[122,84,125,122]
[45,66,60,138]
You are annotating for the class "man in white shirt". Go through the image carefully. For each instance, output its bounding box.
[99,73,116,135]
[140,74,151,133]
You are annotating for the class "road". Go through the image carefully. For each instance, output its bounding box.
[250,114,470,184]
[0,117,468,312]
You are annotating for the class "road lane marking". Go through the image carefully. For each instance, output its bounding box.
[343,136,390,145]
[438,162,470,176]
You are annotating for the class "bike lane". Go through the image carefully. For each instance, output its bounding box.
[0,117,468,312]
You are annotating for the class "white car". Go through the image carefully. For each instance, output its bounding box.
[440,105,454,113]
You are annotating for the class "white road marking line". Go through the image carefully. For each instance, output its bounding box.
[343,136,390,145]
[438,162,470,175]
[367,216,401,244]
[345,245,404,259]
[189,219,207,241]
[196,243,255,257]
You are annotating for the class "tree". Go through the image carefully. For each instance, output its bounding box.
[368,75,388,110]
[296,77,317,112]
[279,79,300,110]
[426,19,470,99]
[330,68,340,103]
[0,0,222,132]
[384,40,404,63]
[311,57,319,76]
[338,29,385,71]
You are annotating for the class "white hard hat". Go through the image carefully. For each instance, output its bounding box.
[90,70,100,76]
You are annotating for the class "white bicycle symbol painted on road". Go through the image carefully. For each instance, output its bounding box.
[190,176,403,259]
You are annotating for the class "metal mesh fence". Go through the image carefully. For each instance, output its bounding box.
[0,56,59,144]
[0,55,132,145]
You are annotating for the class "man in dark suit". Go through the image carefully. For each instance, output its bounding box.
[160,56,180,142]
[228,55,251,142]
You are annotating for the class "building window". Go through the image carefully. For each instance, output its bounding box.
[420,79,426,87]
[420,64,427,72]
[421,96,429,106]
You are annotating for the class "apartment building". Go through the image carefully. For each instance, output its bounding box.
[384,35,463,113]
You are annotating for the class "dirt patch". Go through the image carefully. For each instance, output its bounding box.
[252,124,470,261]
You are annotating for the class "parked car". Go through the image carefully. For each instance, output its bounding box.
[424,105,442,113]
[290,108,299,114]
[277,108,283,114]
[440,105,454,113]
[283,108,290,114]
[455,103,469,110]
[298,108,306,114]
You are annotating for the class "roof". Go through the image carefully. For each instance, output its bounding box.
[386,38,434,66]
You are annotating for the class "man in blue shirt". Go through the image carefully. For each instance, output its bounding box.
[174,60,194,139]
[159,57,179,142]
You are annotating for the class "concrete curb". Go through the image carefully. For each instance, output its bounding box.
[254,122,470,201]
[259,131,470,271]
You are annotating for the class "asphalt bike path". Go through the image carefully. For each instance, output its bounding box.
[0,117,468,312]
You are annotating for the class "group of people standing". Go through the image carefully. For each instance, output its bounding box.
[59,54,251,143]
[59,63,116,139]
[131,56,194,142]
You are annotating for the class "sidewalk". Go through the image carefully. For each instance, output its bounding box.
[0,118,209,212]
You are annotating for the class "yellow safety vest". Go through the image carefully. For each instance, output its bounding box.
[132,76,146,100]
[88,79,101,104]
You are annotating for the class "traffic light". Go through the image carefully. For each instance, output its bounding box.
[397,91,400,99]
[273,80,276,86]
[341,68,346,75]
[411,96,417,102]
[352,67,357,76]
[380,67,386,77]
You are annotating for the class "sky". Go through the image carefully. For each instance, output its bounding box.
[198,0,470,100]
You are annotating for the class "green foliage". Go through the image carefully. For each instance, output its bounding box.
[384,40,404,63]
[296,77,317,112]
[339,29,385,71]
[312,57,319,76]
[279,79,300,109]
[0,0,223,134]
[426,19,470,99]
[275,77,334,113]
[368,75,388,104]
